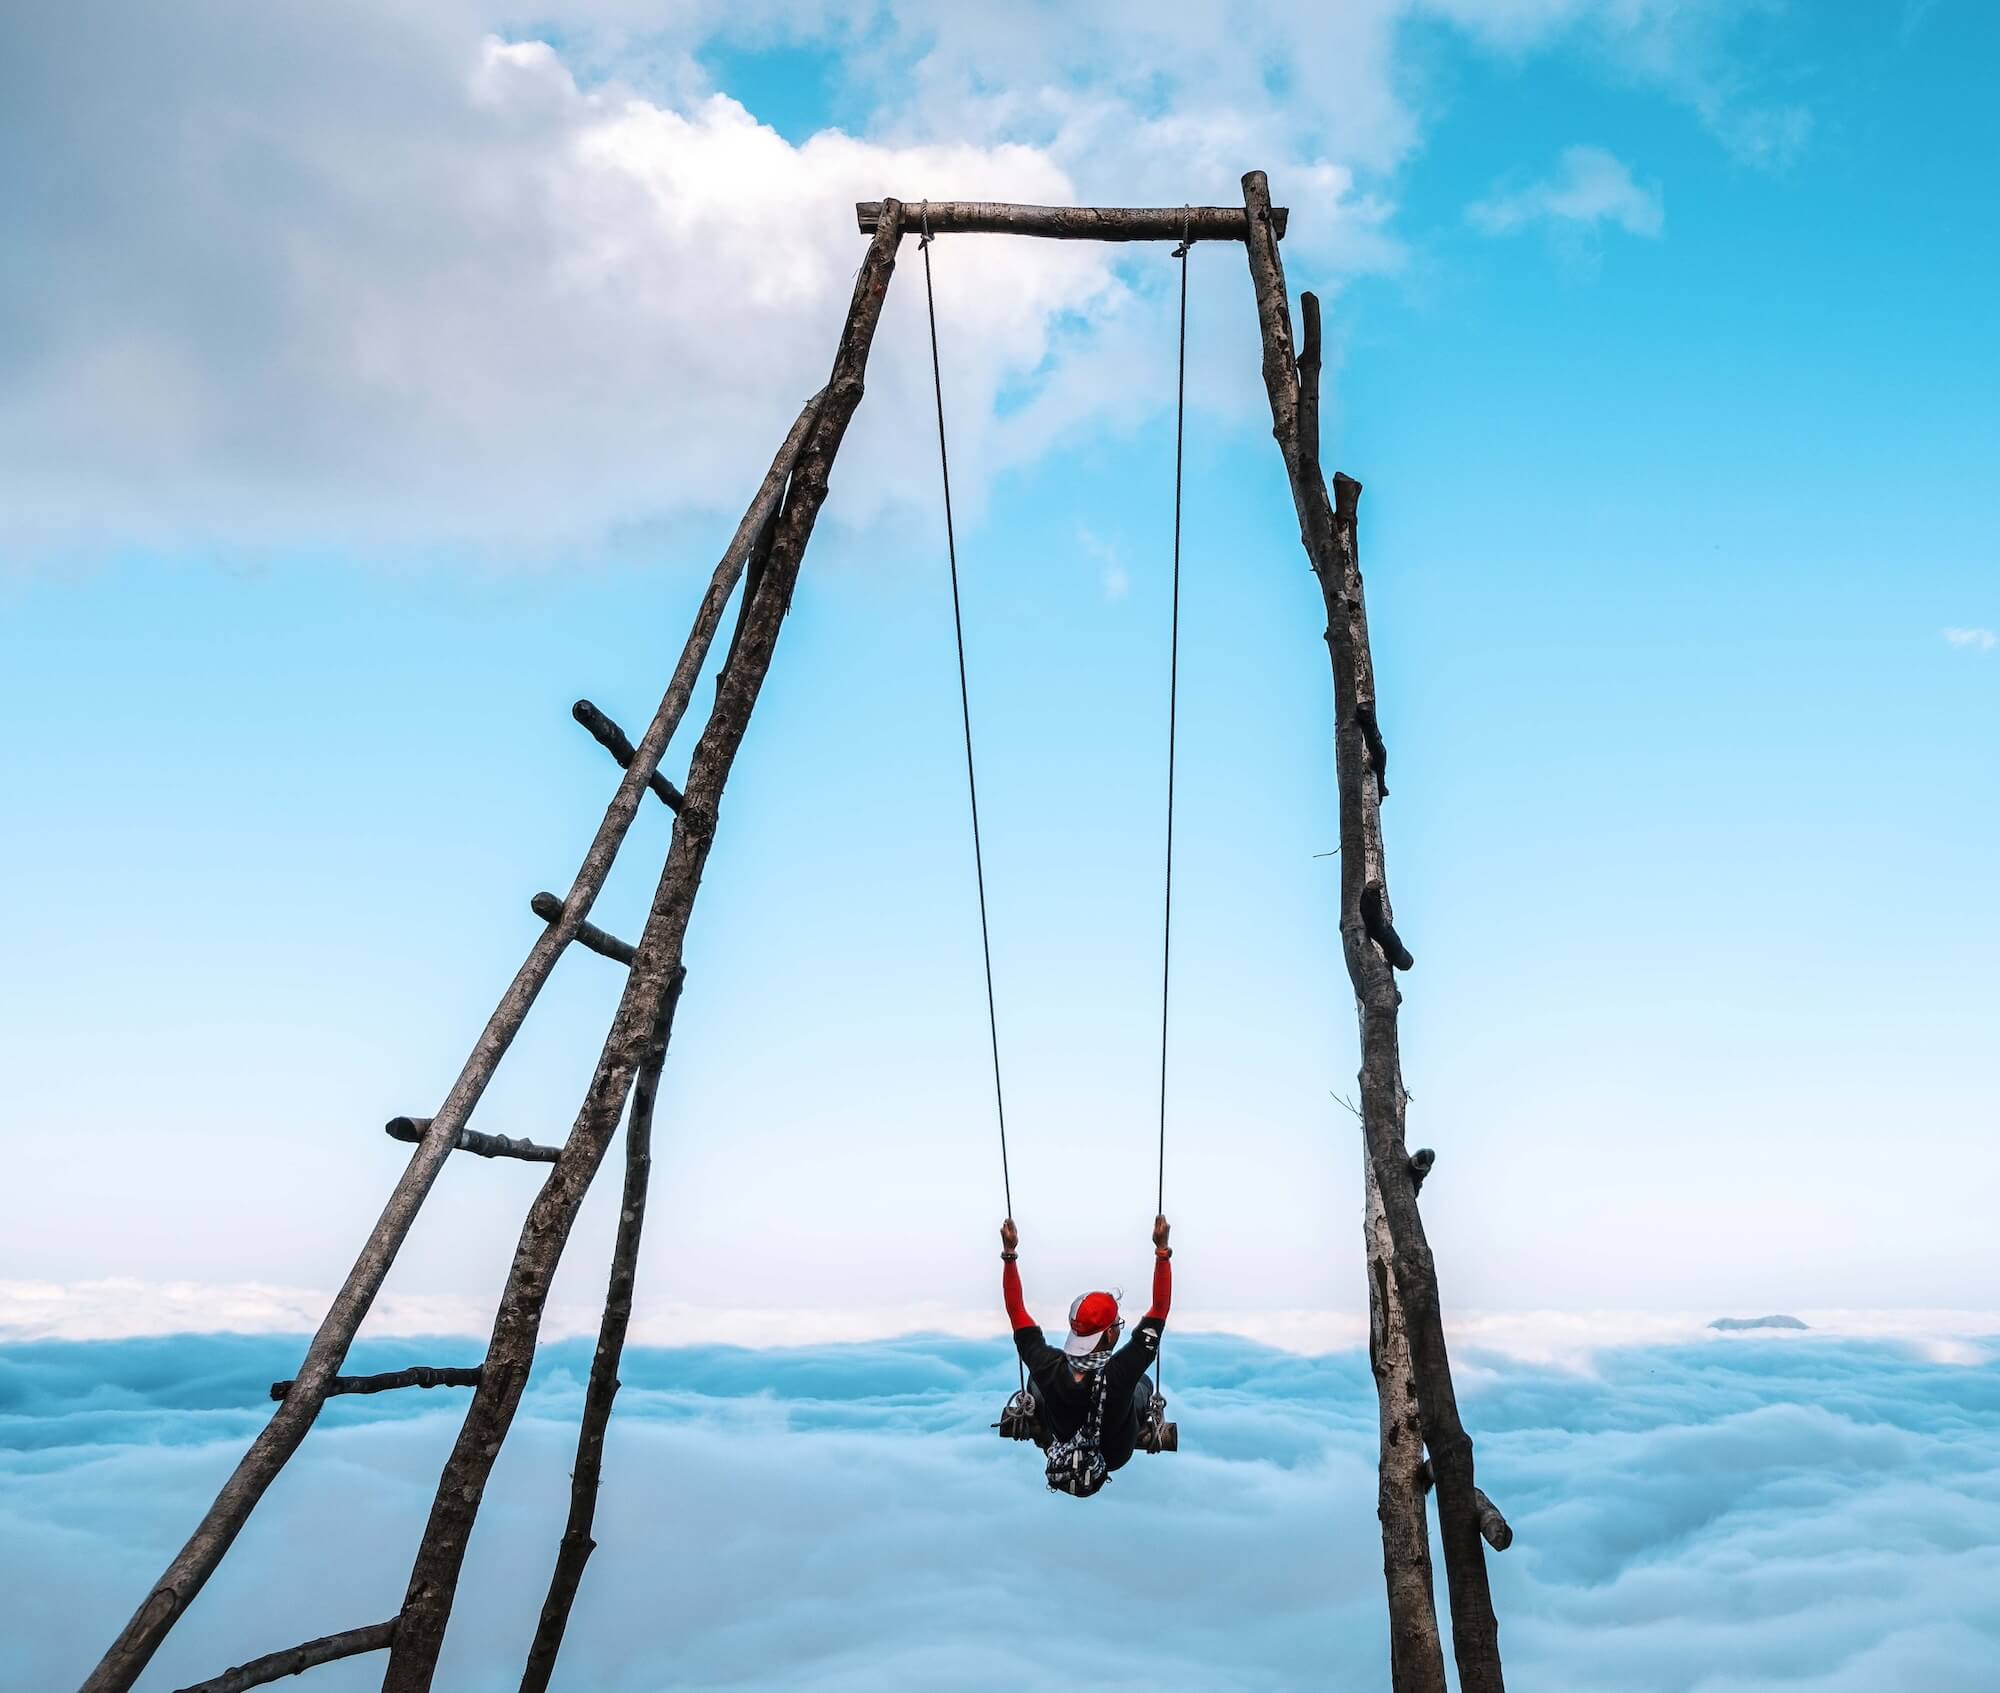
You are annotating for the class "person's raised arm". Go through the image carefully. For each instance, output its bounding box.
[1146,1213,1172,1323]
[1000,1217,1034,1331]
[1109,1215,1175,1398]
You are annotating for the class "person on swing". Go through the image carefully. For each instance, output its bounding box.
[1000,1212,1172,1475]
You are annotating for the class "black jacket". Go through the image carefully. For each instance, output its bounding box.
[1012,1318,1163,1471]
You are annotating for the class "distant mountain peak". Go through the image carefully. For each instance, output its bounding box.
[1709,1314,1809,1331]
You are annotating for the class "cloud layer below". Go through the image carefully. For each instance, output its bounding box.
[6,1330,1998,1690]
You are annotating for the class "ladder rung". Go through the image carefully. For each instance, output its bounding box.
[530,892,636,966]
[268,1366,482,1403]
[572,699,683,811]
[170,1619,398,1693]
[384,1116,561,1163]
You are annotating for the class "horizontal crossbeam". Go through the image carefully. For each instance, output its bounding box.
[855,200,1288,242]
[384,1116,560,1163]
[269,1367,482,1402]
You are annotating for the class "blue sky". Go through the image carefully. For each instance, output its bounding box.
[3,0,1996,1343]
[4,9,1997,1690]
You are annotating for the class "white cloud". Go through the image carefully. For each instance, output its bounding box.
[1943,626,1996,650]
[10,1278,1997,1366]
[1077,527,1131,601]
[0,8,1133,561]
[1469,144,1664,238]
[0,2,1810,564]
[6,1332,1999,1689]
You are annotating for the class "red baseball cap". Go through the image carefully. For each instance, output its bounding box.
[1064,1290,1123,1356]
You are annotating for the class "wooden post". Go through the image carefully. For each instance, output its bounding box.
[381,199,910,1692]
[518,970,683,1693]
[1366,1155,1448,1692]
[77,393,827,1693]
[1238,169,1508,1693]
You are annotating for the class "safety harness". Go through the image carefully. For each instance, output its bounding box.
[1043,1354,1114,1499]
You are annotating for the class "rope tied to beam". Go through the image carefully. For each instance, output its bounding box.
[918,205,1012,1221]
[1152,216,1191,1392]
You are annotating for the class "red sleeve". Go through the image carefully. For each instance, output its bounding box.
[1145,1253,1172,1322]
[1003,1258,1034,1330]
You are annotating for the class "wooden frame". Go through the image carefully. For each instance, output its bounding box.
[80,182,1506,1693]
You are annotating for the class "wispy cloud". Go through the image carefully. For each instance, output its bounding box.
[1468,144,1665,239]
[10,1279,1999,1364]
[1076,527,1131,602]
[1944,626,1996,650]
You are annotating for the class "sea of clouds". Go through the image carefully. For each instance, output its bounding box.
[5,1328,1997,1691]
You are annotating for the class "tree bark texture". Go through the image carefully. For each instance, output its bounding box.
[518,970,683,1693]
[384,1117,560,1163]
[169,1622,396,1693]
[1239,168,1507,1693]
[77,392,827,1693]
[1367,1153,1448,1693]
[381,203,908,1693]
[856,200,1287,242]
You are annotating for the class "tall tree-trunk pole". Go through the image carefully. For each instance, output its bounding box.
[382,199,909,1693]
[517,970,683,1693]
[1366,1154,1448,1692]
[77,394,826,1693]
[1239,169,1506,1693]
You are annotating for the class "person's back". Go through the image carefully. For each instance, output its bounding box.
[999,1214,1172,1477]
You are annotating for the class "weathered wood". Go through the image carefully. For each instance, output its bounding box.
[382,202,909,1693]
[1474,1488,1514,1552]
[573,700,684,811]
[169,1622,396,1693]
[1416,1468,1511,1548]
[857,200,1287,242]
[1361,881,1415,971]
[1366,1151,1448,1693]
[530,892,636,966]
[519,969,684,1693]
[78,387,829,1693]
[384,1116,560,1163]
[718,501,781,689]
[1408,1147,1435,1195]
[268,1367,481,1403]
[1298,290,1324,473]
[1356,698,1389,797]
[1240,168,1506,1693]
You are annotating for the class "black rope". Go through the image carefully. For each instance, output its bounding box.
[918,208,1015,1226]
[1152,211,1193,1398]
[1158,214,1190,1220]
